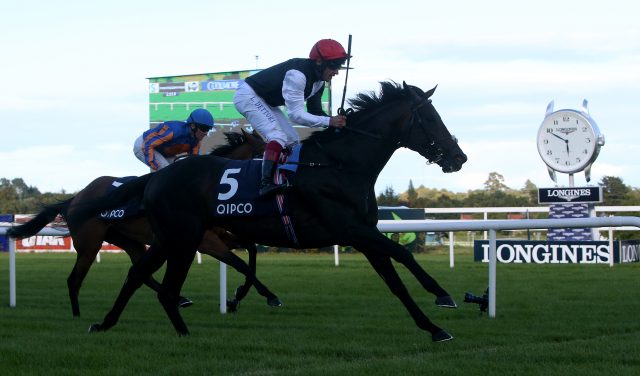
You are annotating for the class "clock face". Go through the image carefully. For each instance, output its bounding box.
[536,110,597,173]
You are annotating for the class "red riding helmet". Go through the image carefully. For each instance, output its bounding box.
[309,39,351,62]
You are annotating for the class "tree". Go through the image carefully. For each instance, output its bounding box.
[406,180,418,207]
[599,176,631,205]
[483,172,509,192]
[0,178,69,214]
[521,179,539,206]
[377,186,400,206]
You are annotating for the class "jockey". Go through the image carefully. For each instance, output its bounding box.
[234,38,350,196]
[134,108,214,171]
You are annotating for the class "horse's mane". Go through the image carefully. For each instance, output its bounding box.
[347,81,406,112]
[303,81,405,145]
[209,132,248,156]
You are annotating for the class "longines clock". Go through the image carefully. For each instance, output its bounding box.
[536,100,605,184]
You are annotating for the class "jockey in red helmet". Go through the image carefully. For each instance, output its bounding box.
[234,39,351,196]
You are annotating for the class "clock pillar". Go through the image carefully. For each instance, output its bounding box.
[537,99,605,241]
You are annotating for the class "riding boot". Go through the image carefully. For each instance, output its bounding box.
[259,159,287,196]
[259,141,286,196]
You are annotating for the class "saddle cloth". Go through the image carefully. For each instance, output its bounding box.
[99,176,143,221]
[213,143,301,218]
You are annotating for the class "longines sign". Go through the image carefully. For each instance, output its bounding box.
[473,240,640,264]
[538,186,603,204]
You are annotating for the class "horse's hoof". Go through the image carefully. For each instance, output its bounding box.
[177,330,190,337]
[435,295,458,308]
[432,330,454,343]
[267,297,283,307]
[227,299,239,313]
[178,296,193,308]
[88,323,103,333]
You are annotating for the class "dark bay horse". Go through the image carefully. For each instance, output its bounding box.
[7,130,279,316]
[74,81,467,342]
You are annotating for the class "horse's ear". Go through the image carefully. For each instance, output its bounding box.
[242,127,265,149]
[425,85,437,99]
[403,81,422,103]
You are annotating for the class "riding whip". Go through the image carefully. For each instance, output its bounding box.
[337,34,352,116]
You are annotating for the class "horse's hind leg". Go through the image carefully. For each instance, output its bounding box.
[67,259,94,317]
[157,248,197,336]
[231,243,257,303]
[89,244,167,333]
[217,247,282,309]
[105,231,193,308]
[199,232,280,311]
[68,232,104,317]
[227,243,282,311]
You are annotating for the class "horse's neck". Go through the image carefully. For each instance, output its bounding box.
[350,104,409,165]
[320,107,407,181]
[225,144,260,160]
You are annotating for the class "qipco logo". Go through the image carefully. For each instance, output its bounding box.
[100,209,125,218]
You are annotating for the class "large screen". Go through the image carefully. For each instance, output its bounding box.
[148,70,331,152]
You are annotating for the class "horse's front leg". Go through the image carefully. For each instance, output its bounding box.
[356,228,456,306]
[358,249,453,342]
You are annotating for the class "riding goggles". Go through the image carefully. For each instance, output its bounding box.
[195,123,213,132]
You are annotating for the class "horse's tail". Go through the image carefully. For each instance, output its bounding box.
[69,173,154,224]
[6,198,73,239]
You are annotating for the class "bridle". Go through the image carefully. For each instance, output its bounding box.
[398,97,453,165]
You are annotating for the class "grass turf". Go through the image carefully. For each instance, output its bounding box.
[0,250,638,375]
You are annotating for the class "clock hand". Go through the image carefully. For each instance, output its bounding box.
[550,132,570,154]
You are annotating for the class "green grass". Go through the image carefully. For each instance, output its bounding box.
[0,250,639,376]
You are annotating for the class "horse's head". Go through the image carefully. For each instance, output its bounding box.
[400,82,467,173]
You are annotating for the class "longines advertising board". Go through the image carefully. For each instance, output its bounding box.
[474,240,639,264]
[538,186,603,204]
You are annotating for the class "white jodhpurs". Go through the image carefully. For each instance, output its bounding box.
[133,135,174,171]
[233,82,300,148]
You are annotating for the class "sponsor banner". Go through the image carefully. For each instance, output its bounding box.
[185,81,199,92]
[0,235,8,252]
[474,240,620,264]
[202,79,241,91]
[547,203,592,241]
[379,207,425,251]
[620,240,640,263]
[158,82,185,93]
[538,186,603,204]
[13,235,123,253]
[16,235,72,252]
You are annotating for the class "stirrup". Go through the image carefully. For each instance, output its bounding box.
[259,182,288,196]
